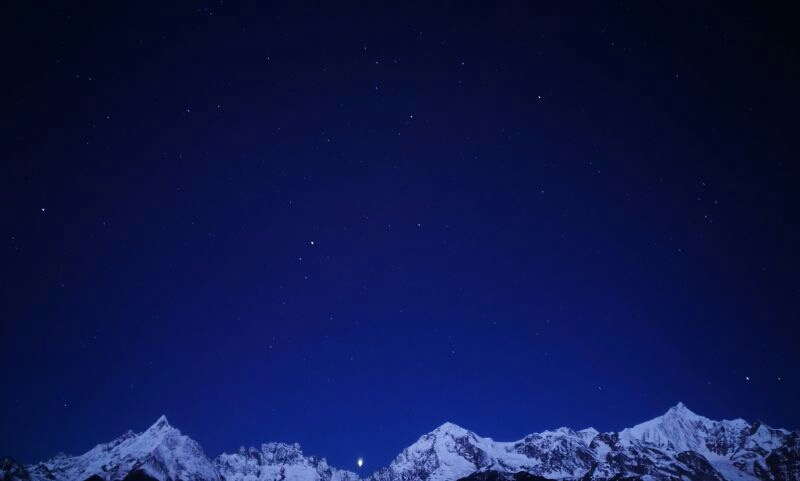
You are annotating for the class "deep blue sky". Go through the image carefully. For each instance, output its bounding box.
[2,1,798,471]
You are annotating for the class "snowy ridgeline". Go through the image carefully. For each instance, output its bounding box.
[2,403,798,481]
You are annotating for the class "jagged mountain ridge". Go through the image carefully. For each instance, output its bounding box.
[2,404,798,481]
[214,442,359,481]
[10,415,219,481]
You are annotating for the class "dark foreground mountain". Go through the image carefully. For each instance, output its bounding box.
[456,471,554,481]
[2,404,797,481]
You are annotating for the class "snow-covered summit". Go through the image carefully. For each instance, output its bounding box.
[611,403,800,481]
[371,420,596,481]
[576,427,599,445]
[26,415,219,481]
[150,415,172,431]
[619,402,717,451]
[432,422,473,437]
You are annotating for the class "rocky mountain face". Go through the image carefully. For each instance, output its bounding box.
[13,416,218,481]
[2,404,797,481]
[1,458,31,481]
[457,471,553,481]
[214,442,359,481]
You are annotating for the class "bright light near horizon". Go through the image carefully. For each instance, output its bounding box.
[357,458,364,468]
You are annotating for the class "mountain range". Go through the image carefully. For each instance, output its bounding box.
[2,403,798,481]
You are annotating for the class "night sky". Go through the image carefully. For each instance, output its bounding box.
[2,1,799,472]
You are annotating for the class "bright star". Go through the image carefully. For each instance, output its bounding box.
[357,458,363,468]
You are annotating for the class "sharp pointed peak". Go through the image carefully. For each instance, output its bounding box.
[148,414,172,431]
[669,401,692,412]
[665,402,700,418]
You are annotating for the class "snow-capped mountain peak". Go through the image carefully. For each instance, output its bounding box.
[619,402,716,452]
[671,401,691,412]
[149,415,172,432]
[663,402,714,425]
[576,427,599,445]
[433,422,471,436]
[371,423,485,481]
[26,416,218,481]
